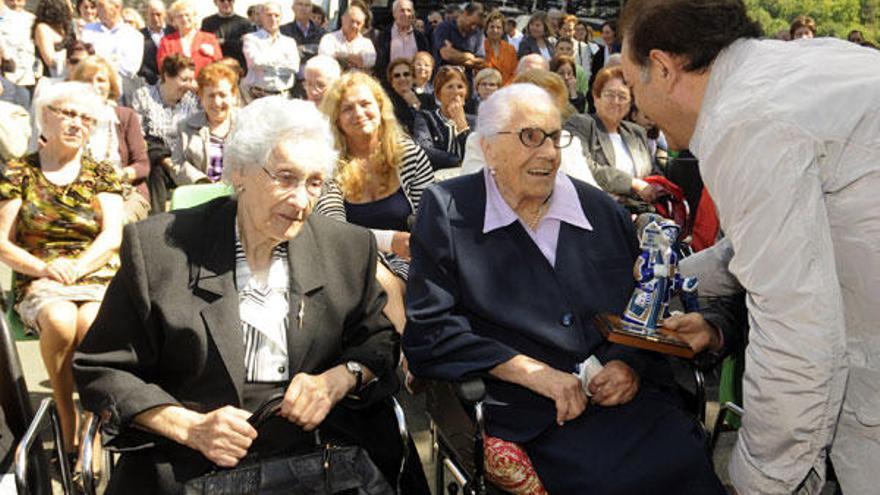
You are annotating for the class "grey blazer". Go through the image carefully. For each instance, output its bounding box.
[564,114,654,195]
[170,110,233,185]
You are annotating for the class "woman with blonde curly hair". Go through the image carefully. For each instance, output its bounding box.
[316,71,433,331]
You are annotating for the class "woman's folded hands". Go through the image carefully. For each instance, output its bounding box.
[491,355,641,426]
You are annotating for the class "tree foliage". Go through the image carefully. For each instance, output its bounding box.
[745,0,878,41]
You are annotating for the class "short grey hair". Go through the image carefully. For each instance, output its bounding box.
[260,1,282,14]
[515,54,548,74]
[223,96,338,182]
[33,82,104,137]
[392,0,412,13]
[304,54,341,79]
[476,83,556,139]
[146,0,166,13]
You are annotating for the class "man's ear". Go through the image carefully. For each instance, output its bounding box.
[648,49,682,90]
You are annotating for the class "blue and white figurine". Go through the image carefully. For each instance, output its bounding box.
[621,214,698,335]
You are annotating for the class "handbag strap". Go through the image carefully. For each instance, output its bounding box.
[246,393,322,445]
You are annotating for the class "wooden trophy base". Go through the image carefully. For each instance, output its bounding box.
[593,313,696,359]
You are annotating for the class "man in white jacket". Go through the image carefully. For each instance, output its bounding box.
[619,1,880,494]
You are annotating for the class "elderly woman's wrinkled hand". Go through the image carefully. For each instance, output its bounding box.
[391,231,411,260]
[546,371,589,425]
[186,406,258,468]
[279,369,351,431]
[588,360,639,406]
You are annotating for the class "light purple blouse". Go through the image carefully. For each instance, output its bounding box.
[482,167,593,267]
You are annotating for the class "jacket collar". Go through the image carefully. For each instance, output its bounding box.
[190,198,326,403]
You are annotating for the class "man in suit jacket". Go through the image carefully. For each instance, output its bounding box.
[139,0,174,85]
[73,98,425,493]
[280,0,325,92]
[374,0,429,82]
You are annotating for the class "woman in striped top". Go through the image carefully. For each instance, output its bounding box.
[316,71,434,333]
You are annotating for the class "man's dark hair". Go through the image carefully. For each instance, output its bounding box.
[463,2,484,16]
[621,0,762,72]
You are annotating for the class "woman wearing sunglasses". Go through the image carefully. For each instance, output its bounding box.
[384,58,434,134]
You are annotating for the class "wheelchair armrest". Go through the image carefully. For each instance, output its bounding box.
[455,377,487,404]
[81,413,102,495]
[390,396,409,494]
[15,398,72,495]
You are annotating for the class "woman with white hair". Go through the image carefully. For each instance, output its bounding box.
[157,0,222,75]
[74,97,428,493]
[404,83,724,494]
[0,81,124,462]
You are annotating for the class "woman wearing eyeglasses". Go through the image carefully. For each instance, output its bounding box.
[74,97,430,493]
[316,71,434,334]
[0,82,124,467]
[412,65,475,170]
[403,83,725,495]
[566,66,658,206]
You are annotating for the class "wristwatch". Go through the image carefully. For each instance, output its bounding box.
[345,361,363,393]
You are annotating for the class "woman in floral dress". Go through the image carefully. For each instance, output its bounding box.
[0,82,124,460]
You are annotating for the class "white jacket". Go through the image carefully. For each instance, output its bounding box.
[691,37,880,495]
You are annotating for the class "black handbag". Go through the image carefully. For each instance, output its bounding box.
[183,396,394,495]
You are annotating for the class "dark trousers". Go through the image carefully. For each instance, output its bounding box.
[525,387,725,495]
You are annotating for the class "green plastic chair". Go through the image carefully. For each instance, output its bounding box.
[718,352,744,428]
[169,183,233,211]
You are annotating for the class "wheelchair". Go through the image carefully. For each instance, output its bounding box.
[427,365,709,495]
[14,395,413,495]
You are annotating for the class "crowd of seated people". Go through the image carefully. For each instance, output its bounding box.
[0,0,876,491]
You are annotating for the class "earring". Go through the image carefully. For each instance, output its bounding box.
[488,168,497,176]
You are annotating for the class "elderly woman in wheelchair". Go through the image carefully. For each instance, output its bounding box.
[73,97,429,493]
[403,83,724,494]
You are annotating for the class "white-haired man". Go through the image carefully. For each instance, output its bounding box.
[317,0,375,70]
[303,54,340,106]
[139,0,174,85]
[374,0,429,81]
[82,0,143,104]
[201,0,255,69]
[242,2,300,100]
[621,1,880,493]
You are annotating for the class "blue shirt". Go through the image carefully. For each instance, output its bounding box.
[432,20,484,66]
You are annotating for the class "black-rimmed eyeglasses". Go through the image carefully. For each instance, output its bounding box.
[496,128,573,148]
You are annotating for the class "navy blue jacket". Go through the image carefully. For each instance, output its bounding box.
[403,172,660,442]
[412,109,475,170]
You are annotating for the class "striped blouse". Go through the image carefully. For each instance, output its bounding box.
[314,138,434,279]
[234,227,291,383]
